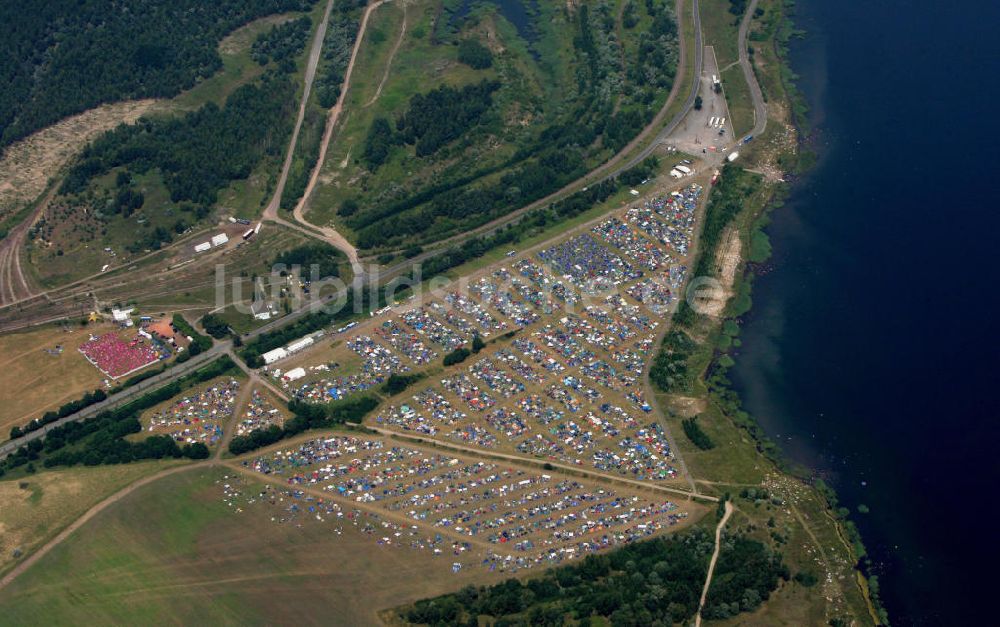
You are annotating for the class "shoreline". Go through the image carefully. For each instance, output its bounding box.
[701,0,889,622]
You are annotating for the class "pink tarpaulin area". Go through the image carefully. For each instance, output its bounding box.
[79,332,159,378]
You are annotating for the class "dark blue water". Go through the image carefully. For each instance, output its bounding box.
[730,0,1000,624]
[449,0,539,46]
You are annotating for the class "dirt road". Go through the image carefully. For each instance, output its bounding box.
[0,187,55,305]
[370,0,705,266]
[363,424,717,504]
[696,499,733,626]
[290,0,393,281]
[0,463,205,592]
[365,4,406,108]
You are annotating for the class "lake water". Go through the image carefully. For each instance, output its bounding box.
[729,0,1000,623]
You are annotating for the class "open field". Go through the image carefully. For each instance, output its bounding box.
[0,466,522,625]
[0,462,186,579]
[721,64,754,138]
[699,0,741,69]
[0,323,115,441]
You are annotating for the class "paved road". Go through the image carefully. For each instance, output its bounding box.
[737,0,767,141]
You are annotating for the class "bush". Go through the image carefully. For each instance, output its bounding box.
[172,314,212,356]
[200,313,231,339]
[381,373,425,396]
[682,416,715,450]
[457,38,493,69]
[443,347,471,367]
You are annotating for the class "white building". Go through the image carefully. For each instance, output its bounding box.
[111,307,135,326]
[283,367,306,382]
[211,233,229,247]
[262,347,289,365]
[194,242,211,253]
[286,336,314,353]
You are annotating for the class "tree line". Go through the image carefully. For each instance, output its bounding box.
[273,242,344,280]
[0,357,237,477]
[314,2,365,108]
[396,158,657,284]
[362,80,500,170]
[0,0,314,150]
[402,526,787,626]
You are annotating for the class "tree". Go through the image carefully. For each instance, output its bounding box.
[200,313,231,339]
[472,333,486,353]
[443,347,471,366]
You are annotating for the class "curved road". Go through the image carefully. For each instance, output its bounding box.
[737,0,767,141]
[290,0,392,282]
[372,0,704,273]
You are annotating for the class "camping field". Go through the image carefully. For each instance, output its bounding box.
[0,323,112,442]
[0,467,511,625]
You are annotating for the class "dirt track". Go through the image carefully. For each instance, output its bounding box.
[264,0,396,281]
[288,0,393,280]
[695,499,733,626]
[0,463,205,593]
[366,3,407,108]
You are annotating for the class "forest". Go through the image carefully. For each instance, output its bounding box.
[0,0,314,150]
[251,16,313,69]
[362,80,501,169]
[650,329,696,393]
[60,71,295,207]
[401,527,788,625]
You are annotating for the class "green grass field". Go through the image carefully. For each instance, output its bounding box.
[700,0,742,69]
[0,462,186,579]
[721,64,754,137]
[0,467,503,625]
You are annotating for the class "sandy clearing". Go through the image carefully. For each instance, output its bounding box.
[0,100,157,223]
